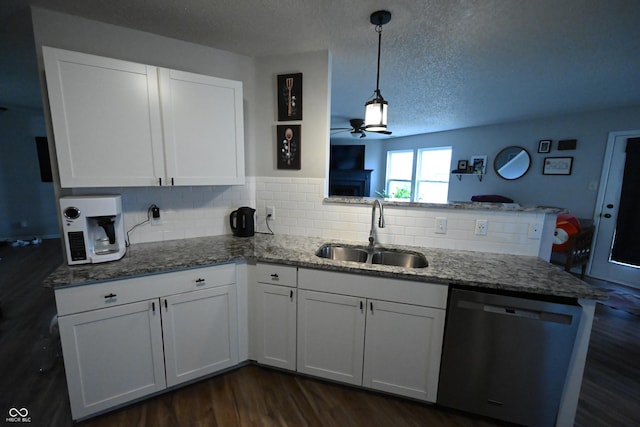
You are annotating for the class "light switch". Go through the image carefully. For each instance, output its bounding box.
[435,217,447,234]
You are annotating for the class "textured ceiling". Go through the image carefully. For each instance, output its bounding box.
[2,0,640,138]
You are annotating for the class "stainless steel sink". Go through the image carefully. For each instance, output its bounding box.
[371,250,428,268]
[315,245,369,263]
[316,244,428,268]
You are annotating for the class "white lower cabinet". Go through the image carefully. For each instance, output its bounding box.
[362,299,445,401]
[253,263,298,371]
[297,268,447,402]
[297,290,365,385]
[58,299,166,420]
[55,264,238,420]
[162,285,238,387]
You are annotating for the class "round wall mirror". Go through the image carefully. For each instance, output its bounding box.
[494,146,531,180]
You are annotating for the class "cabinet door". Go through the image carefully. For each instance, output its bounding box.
[43,47,164,187]
[162,285,239,387]
[255,283,297,370]
[58,300,166,420]
[297,290,365,385]
[362,300,445,402]
[159,68,245,186]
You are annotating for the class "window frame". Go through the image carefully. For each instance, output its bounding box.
[414,146,453,203]
[385,146,452,203]
[385,149,416,201]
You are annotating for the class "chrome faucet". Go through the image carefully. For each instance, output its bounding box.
[368,199,386,247]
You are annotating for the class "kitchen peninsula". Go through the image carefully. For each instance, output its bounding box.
[44,234,605,426]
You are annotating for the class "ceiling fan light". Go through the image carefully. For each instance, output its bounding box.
[364,98,388,131]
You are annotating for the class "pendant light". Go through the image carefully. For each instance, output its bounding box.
[364,10,391,132]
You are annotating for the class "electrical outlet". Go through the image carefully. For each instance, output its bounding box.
[150,205,162,226]
[475,219,488,236]
[528,223,542,239]
[266,206,275,220]
[435,217,447,234]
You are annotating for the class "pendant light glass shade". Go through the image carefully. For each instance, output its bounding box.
[364,96,388,131]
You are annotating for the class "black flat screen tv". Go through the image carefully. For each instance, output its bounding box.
[330,145,365,170]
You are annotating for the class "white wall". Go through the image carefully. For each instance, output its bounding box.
[253,51,331,179]
[373,106,640,219]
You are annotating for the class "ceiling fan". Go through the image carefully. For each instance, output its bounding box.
[330,118,392,138]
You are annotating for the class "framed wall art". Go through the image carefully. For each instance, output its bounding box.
[277,125,301,170]
[470,155,487,174]
[543,157,573,175]
[538,139,551,153]
[277,73,303,121]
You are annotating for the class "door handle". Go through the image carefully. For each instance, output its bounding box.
[290,289,294,301]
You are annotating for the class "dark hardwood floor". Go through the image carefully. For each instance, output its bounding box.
[1,240,638,427]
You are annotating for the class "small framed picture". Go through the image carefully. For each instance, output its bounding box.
[457,160,468,170]
[277,73,303,121]
[538,139,551,153]
[543,157,573,175]
[470,155,487,174]
[277,125,301,170]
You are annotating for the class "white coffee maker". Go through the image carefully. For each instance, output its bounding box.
[59,195,126,265]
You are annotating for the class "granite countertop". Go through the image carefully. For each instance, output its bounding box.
[43,234,606,300]
[324,196,566,213]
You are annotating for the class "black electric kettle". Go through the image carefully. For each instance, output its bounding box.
[230,207,256,237]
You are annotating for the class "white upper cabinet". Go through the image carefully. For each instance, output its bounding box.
[42,47,245,188]
[159,69,245,185]
[43,47,164,187]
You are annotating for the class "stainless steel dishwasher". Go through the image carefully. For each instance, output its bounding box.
[437,287,582,427]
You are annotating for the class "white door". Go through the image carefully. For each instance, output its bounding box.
[43,47,164,187]
[255,283,297,370]
[159,68,245,186]
[162,285,239,387]
[590,130,640,288]
[362,300,445,402]
[297,290,365,385]
[58,300,166,420]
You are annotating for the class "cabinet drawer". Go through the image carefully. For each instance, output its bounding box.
[55,263,236,316]
[298,268,447,309]
[256,263,297,287]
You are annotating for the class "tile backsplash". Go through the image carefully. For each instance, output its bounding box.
[74,176,548,257]
[255,177,548,257]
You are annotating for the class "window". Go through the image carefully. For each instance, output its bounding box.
[385,150,414,200]
[415,147,452,203]
[385,146,452,203]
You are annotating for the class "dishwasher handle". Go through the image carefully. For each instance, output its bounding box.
[457,299,574,324]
